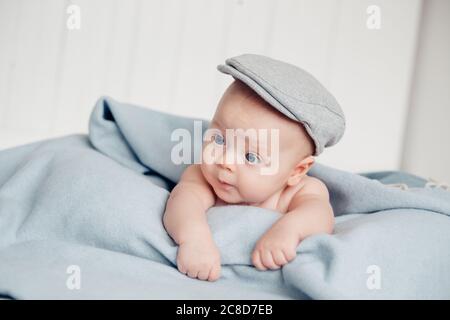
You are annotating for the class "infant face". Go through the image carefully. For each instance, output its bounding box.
[200,80,315,205]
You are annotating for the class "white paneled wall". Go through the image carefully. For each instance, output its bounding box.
[0,0,422,173]
[402,0,450,184]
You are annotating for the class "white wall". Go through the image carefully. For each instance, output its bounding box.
[402,0,450,183]
[0,0,424,174]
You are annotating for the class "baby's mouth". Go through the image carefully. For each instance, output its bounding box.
[217,178,234,190]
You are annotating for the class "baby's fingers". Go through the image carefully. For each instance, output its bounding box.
[177,258,187,275]
[187,267,199,279]
[283,248,297,262]
[261,250,279,270]
[197,266,211,281]
[208,263,221,282]
[252,250,267,271]
[272,250,288,267]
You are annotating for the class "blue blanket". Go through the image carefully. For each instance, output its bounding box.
[0,96,449,299]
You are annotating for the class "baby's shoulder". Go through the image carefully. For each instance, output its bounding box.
[180,164,205,183]
[286,175,330,211]
[179,164,214,197]
[297,175,329,197]
[274,175,324,213]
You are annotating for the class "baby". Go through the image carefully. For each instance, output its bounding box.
[163,54,345,281]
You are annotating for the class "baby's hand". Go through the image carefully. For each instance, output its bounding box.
[176,238,221,281]
[252,222,299,270]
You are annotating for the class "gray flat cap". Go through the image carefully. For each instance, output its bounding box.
[217,54,345,156]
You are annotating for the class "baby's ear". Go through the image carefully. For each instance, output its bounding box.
[287,156,315,186]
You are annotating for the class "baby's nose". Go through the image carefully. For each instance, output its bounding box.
[219,159,236,172]
[217,147,239,172]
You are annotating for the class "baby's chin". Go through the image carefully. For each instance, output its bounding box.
[214,187,261,206]
[214,187,246,205]
[214,189,238,204]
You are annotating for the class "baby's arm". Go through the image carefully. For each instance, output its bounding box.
[163,164,221,281]
[252,177,334,270]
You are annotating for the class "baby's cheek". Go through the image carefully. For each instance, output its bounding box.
[200,163,215,186]
[238,173,271,202]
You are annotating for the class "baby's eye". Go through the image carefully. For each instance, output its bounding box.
[245,152,261,164]
[213,133,225,146]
